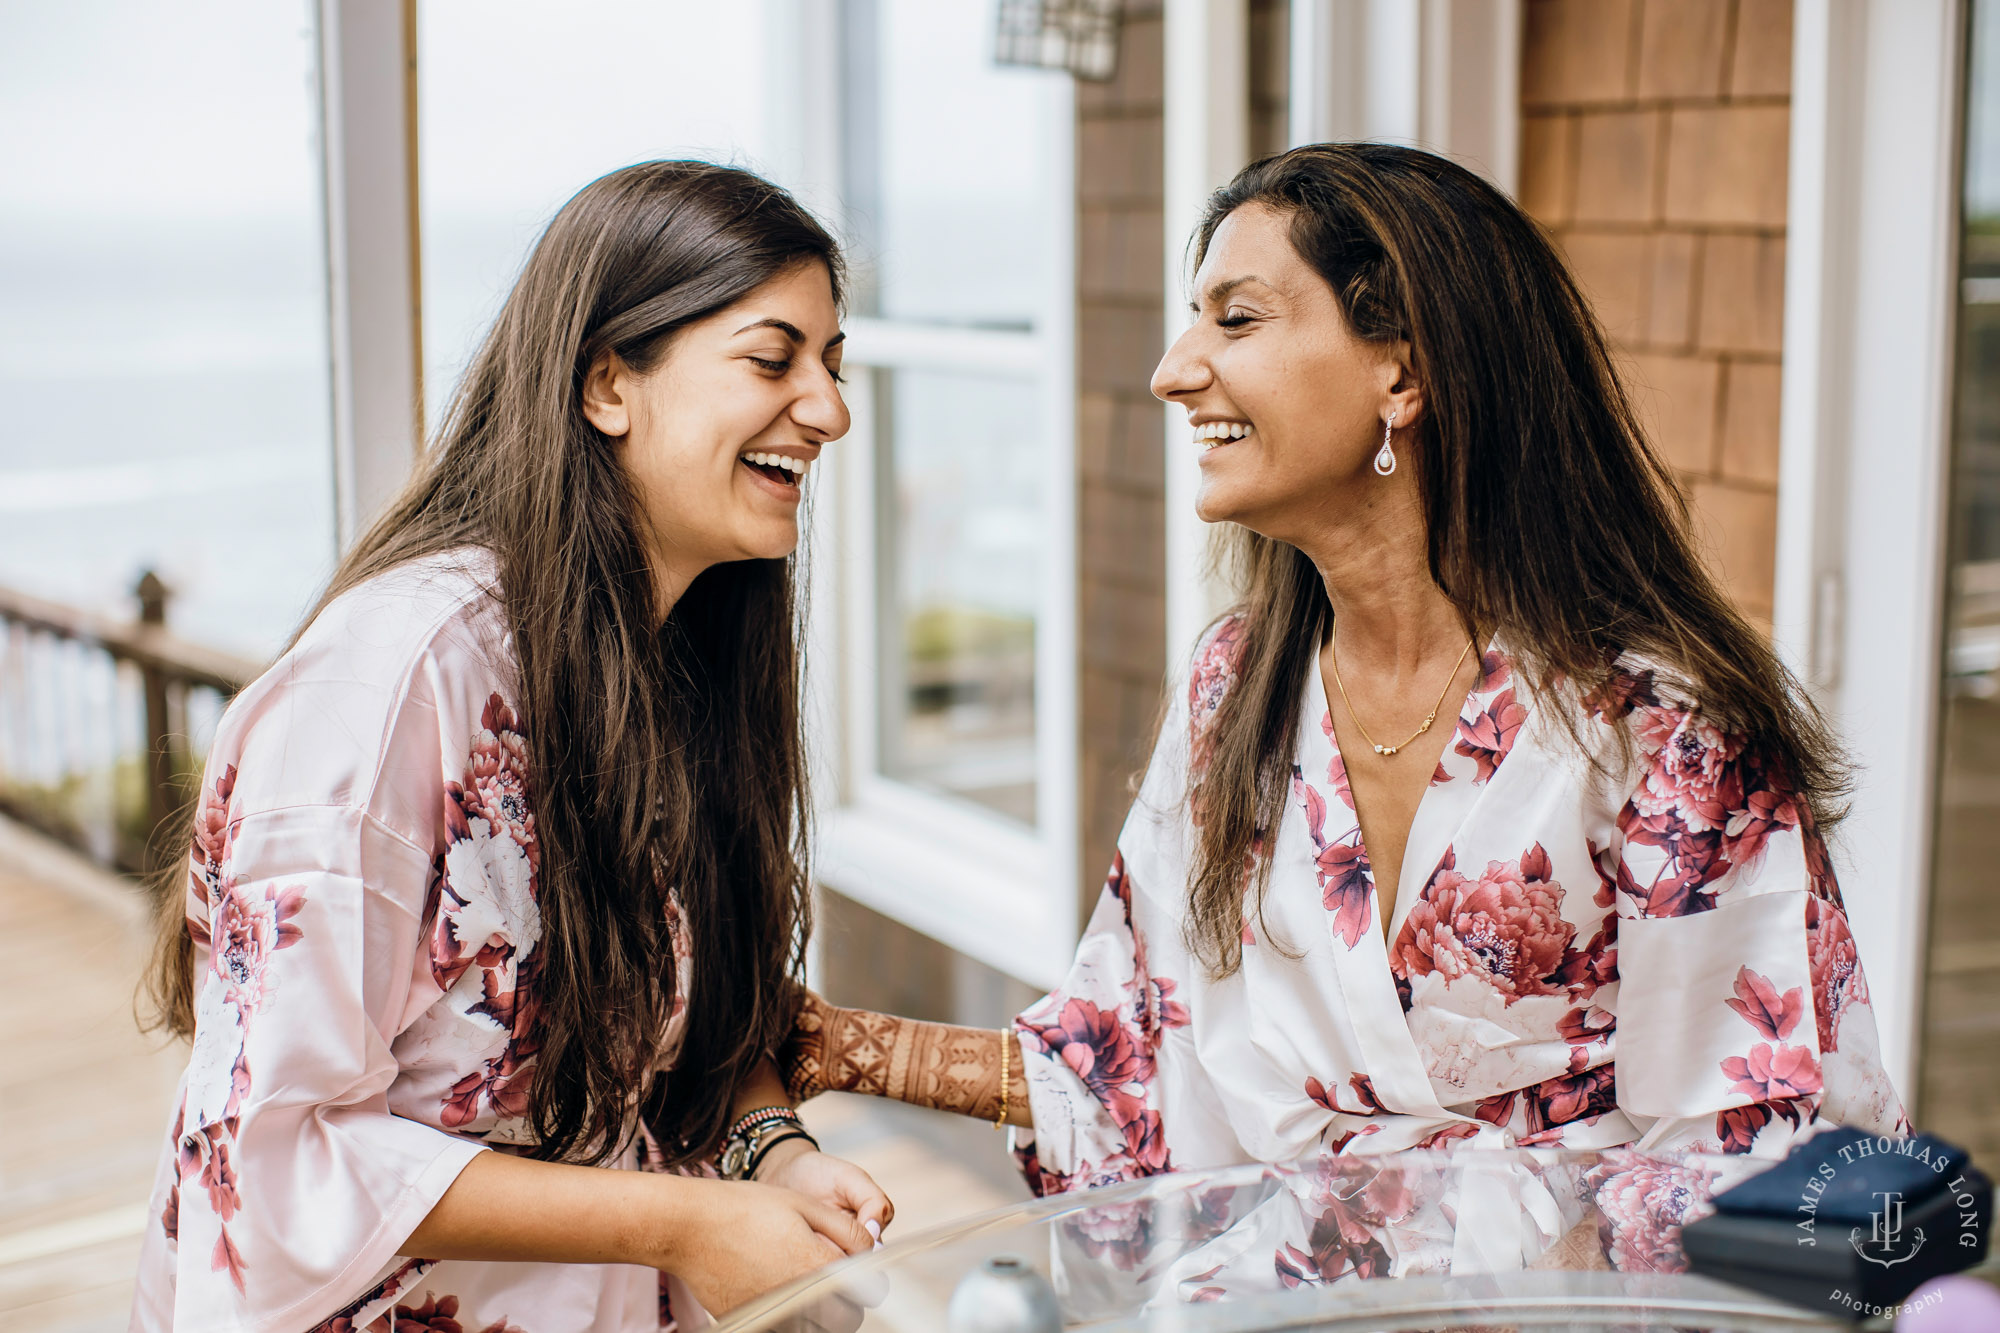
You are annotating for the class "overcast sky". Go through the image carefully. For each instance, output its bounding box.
[0,1,322,224]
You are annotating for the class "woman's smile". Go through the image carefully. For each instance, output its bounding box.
[1192,419,1255,453]
[738,445,818,500]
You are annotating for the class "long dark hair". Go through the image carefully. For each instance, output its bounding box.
[1183,143,1845,976]
[146,160,836,1165]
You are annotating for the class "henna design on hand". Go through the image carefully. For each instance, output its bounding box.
[779,988,1021,1124]
[781,987,833,1102]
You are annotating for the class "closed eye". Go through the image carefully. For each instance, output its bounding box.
[749,356,791,373]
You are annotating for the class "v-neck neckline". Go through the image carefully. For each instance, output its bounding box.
[1304,640,1504,947]
[1289,643,1514,1123]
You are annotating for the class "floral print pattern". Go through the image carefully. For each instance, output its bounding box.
[1586,1153,1720,1274]
[1294,767,1373,948]
[1018,855,1190,1191]
[1188,616,1244,747]
[1718,966,1824,1105]
[1276,1160,1414,1287]
[1614,678,1807,919]
[1453,652,1522,784]
[421,694,543,1136]
[176,764,309,1291]
[1805,891,1866,1054]
[134,554,683,1332]
[1013,623,1906,1283]
[1391,844,1574,1003]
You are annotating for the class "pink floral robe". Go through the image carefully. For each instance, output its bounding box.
[131,552,706,1333]
[1012,617,1906,1284]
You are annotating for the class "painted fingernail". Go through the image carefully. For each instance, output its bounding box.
[864,1218,882,1244]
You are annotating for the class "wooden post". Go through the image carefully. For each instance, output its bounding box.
[136,569,172,873]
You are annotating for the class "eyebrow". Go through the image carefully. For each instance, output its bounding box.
[732,317,846,349]
[1191,275,1266,314]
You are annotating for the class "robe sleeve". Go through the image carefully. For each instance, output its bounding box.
[1012,867,1177,1195]
[1606,704,1908,1156]
[1011,620,1232,1194]
[167,797,486,1331]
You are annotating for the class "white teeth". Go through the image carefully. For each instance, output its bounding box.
[1192,421,1252,447]
[741,451,812,477]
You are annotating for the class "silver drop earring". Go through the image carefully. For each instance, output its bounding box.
[1373,411,1398,476]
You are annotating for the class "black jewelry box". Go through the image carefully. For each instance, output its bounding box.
[1683,1153,1990,1320]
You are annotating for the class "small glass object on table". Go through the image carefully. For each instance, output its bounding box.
[713,1147,1857,1332]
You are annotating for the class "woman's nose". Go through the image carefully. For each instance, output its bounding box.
[1151,326,1208,402]
[795,369,851,441]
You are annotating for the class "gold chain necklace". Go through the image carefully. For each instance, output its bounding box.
[1329,622,1477,758]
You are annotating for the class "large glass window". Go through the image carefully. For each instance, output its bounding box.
[839,0,1066,831]
[813,0,1075,987]
[1926,0,2000,1167]
[417,0,780,423]
[877,370,1043,823]
[0,1,334,658]
[843,0,1051,329]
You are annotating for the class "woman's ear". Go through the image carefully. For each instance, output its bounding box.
[1383,340,1425,431]
[581,350,632,438]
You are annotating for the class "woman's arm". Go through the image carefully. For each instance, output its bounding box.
[404,1150,870,1314]
[781,989,1033,1127]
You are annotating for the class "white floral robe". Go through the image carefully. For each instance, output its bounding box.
[1013,617,1906,1288]
[131,552,703,1333]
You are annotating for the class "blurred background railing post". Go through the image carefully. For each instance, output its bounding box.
[0,571,259,875]
[136,568,173,872]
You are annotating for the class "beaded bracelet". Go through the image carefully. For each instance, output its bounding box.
[725,1104,802,1143]
[720,1105,809,1180]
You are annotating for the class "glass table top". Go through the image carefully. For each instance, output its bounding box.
[714,1147,1858,1332]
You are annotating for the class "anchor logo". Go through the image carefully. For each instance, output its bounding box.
[1850,1191,1927,1267]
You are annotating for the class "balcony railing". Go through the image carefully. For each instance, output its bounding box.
[0,573,260,874]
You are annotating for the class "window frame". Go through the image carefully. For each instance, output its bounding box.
[803,64,1080,993]
[1775,0,1966,1094]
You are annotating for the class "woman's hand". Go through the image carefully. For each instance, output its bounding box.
[755,1138,894,1240]
[654,1174,874,1315]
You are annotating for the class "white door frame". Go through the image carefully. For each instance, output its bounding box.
[1774,0,1967,1096]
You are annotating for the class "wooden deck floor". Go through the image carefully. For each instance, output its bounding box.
[0,817,182,1332]
[0,816,1021,1332]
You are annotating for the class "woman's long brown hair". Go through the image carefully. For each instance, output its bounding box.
[144,161,833,1165]
[1183,144,1846,977]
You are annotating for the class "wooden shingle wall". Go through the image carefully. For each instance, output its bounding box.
[1075,1,1169,904]
[1072,0,1290,907]
[1518,0,1794,625]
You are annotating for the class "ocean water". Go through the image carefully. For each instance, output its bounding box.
[0,219,337,662]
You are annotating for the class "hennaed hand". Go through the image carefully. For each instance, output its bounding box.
[781,987,836,1102]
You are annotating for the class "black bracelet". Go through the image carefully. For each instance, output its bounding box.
[747,1127,819,1180]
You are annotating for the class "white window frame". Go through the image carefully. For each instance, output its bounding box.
[803,64,1080,993]
[317,0,424,548]
[1775,0,1966,1094]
